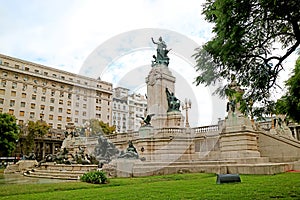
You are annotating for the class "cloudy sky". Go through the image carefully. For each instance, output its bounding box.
[0,0,297,126]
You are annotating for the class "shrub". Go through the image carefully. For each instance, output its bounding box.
[80,171,107,184]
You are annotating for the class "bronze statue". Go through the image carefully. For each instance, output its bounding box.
[151,37,171,66]
[138,114,155,126]
[166,88,180,112]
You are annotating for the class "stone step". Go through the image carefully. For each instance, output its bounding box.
[24,169,82,180]
[24,172,79,180]
[32,168,86,175]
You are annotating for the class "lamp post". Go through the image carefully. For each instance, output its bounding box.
[182,98,192,128]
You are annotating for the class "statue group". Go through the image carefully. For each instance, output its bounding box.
[151,37,171,66]
[166,88,180,112]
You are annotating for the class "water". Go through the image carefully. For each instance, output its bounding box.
[0,173,77,185]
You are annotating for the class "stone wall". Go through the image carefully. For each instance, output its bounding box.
[258,131,300,162]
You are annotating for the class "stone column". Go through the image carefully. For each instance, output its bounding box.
[146,64,176,128]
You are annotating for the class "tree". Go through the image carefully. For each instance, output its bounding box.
[276,56,300,122]
[24,120,49,154]
[194,0,300,116]
[0,113,20,156]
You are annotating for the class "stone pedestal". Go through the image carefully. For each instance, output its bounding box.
[146,64,176,128]
[166,111,184,128]
[220,115,261,159]
[103,159,141,178]
[138,126,154,138]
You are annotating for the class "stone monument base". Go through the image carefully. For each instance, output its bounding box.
[138,125,154,138]
[220,115,261,159]
[166,111,184,128]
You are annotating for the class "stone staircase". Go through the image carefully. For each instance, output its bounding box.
[23,163,98,180]
[24,168,84,180]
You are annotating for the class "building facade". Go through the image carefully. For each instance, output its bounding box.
[128,93,147,131]
[0,54,113,130]
[112,87,147,132]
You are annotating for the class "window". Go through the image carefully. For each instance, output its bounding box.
[22,84,27,91]
[68,93,72,99]
[12,82,17,89]
[32,94,36,100]
[0,98,4,104]
[83,97,87,101]
[48,123,53,128]
[34,69,39,74]
[23,76,28,81]
[10,100,15,107]
[61,76,65,80]
[0,108,3,113]
[19,111,25,116]
[58,108,63,113]
[33,79,38,84]
[57,124,62,129]
[14,74,18,79]
[22,93,26,98]
[75,110,79,115]
[18,120,24,125]
[1,80,6,87]
[60,91,64,97]
[42,88,46,94]
[75,102,79,107]
[49,115,53,120]
[51,90,55,96]
[50,98,55,103]
[58,116,62,121]
[41,96,46,102]
[59,100,63,105]
[52,74,57,78]
[83,111,86,116]
[9,109,14,115]
[96,106,101,111]
[66,117,71,122]
[74,118,78,123]
[31,103,35,109]
[83,104,87,109]
[4,62,9,66]
[11,91,16,97]
[33,86,37,93]
[50,106,54,111]
[44,72,48,76]
[96,114,101,118]
[25,67,29,71]
[67,109,71,114]
[20,102,25,107]
[0,89,4,95]
[15,64,20,69]
[84,82,88,85]
[2,71,8,77]
[67,101,71,106]
[40,105,45,110]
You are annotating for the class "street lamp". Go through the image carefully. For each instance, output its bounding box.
[182,98,192,128]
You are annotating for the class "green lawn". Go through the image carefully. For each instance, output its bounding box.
[1,172,300,200]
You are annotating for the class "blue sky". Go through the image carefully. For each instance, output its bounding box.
[0,0,297,126]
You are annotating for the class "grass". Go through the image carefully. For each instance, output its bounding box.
[0,172,300,199]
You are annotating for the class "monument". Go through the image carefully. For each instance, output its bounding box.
[220,75,261,159]
[145,36,184,128]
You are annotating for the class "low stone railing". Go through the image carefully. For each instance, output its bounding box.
[193,125,219,134]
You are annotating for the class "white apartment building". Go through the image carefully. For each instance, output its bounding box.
[0,54,113,130]
[128,93,147,131]
[112,87,147,132]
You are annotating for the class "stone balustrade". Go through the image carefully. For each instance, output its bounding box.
[193,125,219,134]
